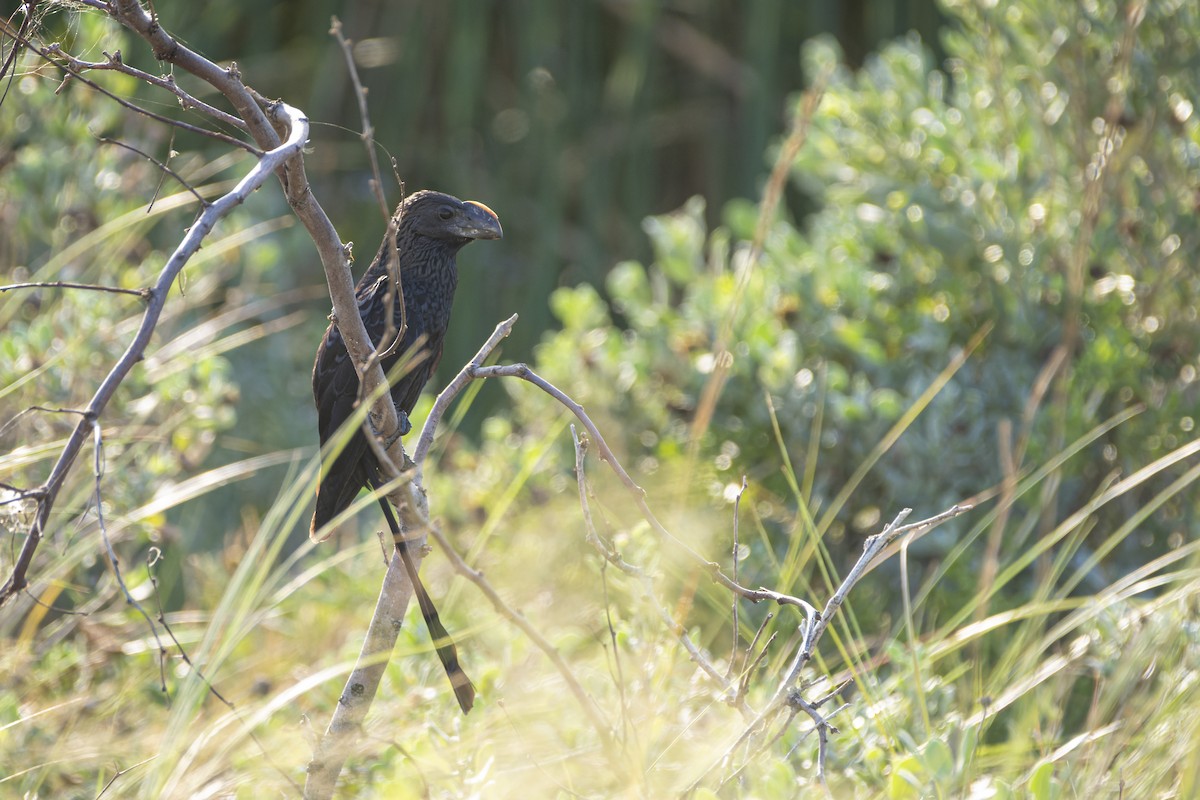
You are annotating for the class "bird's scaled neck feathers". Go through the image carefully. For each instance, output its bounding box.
[365,228,463,283]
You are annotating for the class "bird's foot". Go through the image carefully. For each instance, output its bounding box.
[389,410,412,443]
[368,410,411,449]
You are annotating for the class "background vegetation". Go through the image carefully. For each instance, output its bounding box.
[2,0,1199,797]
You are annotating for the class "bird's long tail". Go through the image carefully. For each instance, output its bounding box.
[373,484,475,714]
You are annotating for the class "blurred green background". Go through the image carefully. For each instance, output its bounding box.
[4,0,1200,797]
[183,0,943,370]
[6,0,954,546]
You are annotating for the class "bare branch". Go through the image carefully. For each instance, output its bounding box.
[9,7,440,796]
[303,504,430,799]
[12,33,261,154]
[0,2,36,111]
[105,0,277,148]
[570,426,737,699]
[736,628,776,705]
[422,509,624,765]
[94,135,206,205]
[329,16,389,221]
[88,418,169,691]
[314,296,973,793]
[328,16,408,361]
[43,43,248,131]
[306,460,624,798]
[94,755,157,800]
[694,502,973,791]
[413,314,518,468]
[473,363,642,489]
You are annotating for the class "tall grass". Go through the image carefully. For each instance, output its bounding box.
[6,346,1196,797]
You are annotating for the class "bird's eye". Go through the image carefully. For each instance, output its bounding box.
[438,206,454,220]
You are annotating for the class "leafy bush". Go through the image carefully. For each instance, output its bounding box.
[467,0,1200,602]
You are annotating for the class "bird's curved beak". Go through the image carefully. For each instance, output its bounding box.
[455,200,504,240]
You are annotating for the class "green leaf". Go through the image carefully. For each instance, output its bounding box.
[1028,761,1054,800]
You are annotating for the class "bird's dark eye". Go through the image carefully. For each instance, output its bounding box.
[438,206,454,220]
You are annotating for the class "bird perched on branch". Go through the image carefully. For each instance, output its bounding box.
[311,189,503,713]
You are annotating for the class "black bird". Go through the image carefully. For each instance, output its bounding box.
[311,190,502,713]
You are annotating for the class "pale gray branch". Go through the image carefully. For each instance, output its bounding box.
[413,314,518,470]
[570,426,739,705]
[693,502,973,790]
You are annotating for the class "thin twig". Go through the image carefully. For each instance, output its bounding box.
[423,508,624,766]
[94,756,158,800]
[413,314,518,468]
[88,417,169,691]
[569,434,646,578]
[329,16,407,360]
[692,503,972,792]
[0,3,36,112]
[96,136,207,206]
[598,550,633,747]
[0,281,151,298]
[471,362,820,613]
[329,16,389,221]
[43,44,247,131]
[355,338,427,475]
[304,499,433,798]
[571,426,736,699]
[20,35,260,154]
[736,628,775,704]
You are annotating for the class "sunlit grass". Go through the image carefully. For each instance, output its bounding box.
[5,260,1200,799]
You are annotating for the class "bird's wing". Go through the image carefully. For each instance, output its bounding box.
[391,337,443,416]
[311,319,372,539]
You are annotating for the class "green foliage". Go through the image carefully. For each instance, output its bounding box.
[0,11,325,544]
[497,1,1200,593]
[0,0,316,687]
[0,19,225,521]
[5,1,1200,798]
[115,0,941,378]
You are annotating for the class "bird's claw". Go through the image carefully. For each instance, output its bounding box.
[390,411,412,443]
[368,410,411,449]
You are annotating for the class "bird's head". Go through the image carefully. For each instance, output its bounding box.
[399,190,503,246]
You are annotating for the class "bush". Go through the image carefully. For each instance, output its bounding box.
[467,1,1200,611]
